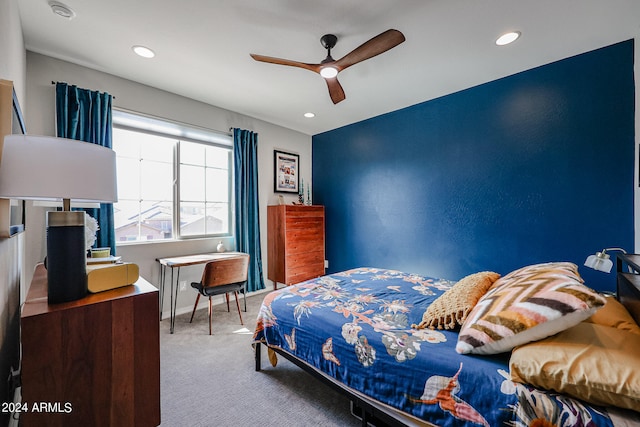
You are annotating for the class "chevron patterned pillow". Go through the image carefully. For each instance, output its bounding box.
[456,262,606,355]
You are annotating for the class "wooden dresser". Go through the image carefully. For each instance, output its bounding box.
[20,264,161,427]
[267,205,325,288]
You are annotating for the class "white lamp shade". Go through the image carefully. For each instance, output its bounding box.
[0,134,117,204]
[584,253,613,273]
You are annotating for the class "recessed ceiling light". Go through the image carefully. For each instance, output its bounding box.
[48,1,76,19]
[496,31,521,46]
[304,112,315,118]
[132,45,155,58]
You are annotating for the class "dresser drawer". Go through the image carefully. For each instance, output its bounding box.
[286,250,324,269]
[284,206,324,218]
[285,216,323,230]
[285,264,326,285]
[285,233,324,253]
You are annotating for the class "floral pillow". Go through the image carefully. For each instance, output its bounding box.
[456,262,606,355]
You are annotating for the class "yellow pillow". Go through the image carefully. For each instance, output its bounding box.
[584,295,640,335]
[413,271,500,330]
[510,322,640,412]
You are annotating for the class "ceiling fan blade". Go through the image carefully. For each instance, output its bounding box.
[250,54,321,73]
[334,29,405,72]
[325,77,346,104]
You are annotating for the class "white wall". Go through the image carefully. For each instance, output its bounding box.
[0,0,25,413]
[25,52,312,319]
[0,0,25,99]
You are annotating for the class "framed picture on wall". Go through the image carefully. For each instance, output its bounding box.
[274,150,299,193]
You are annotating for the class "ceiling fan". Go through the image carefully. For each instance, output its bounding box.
[250,29,405,104]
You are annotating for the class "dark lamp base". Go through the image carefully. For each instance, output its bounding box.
[46,211,87,304]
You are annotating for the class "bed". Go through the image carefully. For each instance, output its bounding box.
[253,262,640,426]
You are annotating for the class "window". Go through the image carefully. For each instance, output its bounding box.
[179,141,231,237]
[112,110,233,243]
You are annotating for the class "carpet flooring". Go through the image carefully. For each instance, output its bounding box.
[159,292,361,427]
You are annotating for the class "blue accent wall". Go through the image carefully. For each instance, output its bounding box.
[312,40,634,293]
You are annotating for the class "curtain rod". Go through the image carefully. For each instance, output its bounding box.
[51,81,116,99]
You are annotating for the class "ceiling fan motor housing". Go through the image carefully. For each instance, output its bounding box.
[320,34,338,50]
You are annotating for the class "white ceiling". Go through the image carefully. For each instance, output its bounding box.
[18,0,640,136]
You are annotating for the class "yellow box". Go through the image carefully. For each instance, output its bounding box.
[90,248,111,258]
[86,262,140,293]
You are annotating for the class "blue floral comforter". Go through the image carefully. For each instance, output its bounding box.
[253,268,619,426]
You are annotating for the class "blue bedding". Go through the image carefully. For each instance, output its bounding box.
[253,267,619,426]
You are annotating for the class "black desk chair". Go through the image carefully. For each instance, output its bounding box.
[189,254,249,335]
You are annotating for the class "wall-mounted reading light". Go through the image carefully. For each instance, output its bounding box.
[584,247,627,273]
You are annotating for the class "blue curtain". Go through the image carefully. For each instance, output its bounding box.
[55,83,116,255]
[233,128,265,292]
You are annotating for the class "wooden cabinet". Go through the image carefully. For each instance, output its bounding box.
[20,264,160,427]
[268,205,325,287]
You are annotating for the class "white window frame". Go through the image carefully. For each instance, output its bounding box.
[112,109,234,244]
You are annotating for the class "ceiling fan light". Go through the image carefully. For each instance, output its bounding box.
[320,66,338,79]
[496,31,521,46]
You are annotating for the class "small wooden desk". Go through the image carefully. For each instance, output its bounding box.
[156,251,248,333]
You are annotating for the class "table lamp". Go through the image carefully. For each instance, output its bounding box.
[584,247,627,273]
[0,134,117,303]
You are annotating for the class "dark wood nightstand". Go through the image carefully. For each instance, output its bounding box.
[20,264,160,427]
[616,253,640,325]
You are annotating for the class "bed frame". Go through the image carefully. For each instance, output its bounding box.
[255,259,640,427]
[254,342,431,427]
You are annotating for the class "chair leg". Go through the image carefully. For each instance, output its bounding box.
[241,283,247,312]
[233,291,244,325]
[243,286,247,312]
[189,293,201,323]
[208,296,213,335]
[225,293,230,312]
